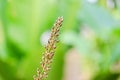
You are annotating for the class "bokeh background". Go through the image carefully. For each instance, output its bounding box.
[0,0,120,80]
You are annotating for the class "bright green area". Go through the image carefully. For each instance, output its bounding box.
[0,0,120,80]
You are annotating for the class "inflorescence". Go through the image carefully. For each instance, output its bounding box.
[34,16,63,80]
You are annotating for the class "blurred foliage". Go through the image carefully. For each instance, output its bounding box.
[0,0,120,80]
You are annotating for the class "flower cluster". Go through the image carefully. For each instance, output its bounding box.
[34,16,63,80]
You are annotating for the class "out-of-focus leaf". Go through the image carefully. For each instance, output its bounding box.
[61,31,95,56]
[111,42,120,63]
[0,60,22,80]
[78,0,118,38]
[61,31,77,45]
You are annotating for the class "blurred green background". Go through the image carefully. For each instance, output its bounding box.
[0,0,120,80]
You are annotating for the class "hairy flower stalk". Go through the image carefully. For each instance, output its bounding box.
[34,16,63,80]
